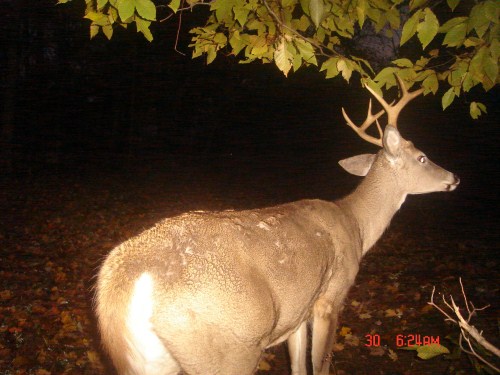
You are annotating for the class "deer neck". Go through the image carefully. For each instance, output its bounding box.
[339,157,407,255]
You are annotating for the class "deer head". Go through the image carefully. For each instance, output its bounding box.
[339,76,459,194]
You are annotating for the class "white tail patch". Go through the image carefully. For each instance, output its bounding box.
[126,272,180,375]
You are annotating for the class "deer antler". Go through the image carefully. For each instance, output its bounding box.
[366,75,424,128]
[342,100,385,147]
[342,75,424,147]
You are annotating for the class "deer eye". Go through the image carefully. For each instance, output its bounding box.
[418,155,427,163]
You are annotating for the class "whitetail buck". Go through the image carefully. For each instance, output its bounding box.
[96,76,459,375]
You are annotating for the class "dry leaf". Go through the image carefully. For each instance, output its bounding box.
[368,346,385,356]
[339,326,352,336]
[385,308,403,318]
[0,290,12,301]
[359,312,372,319]
[344,333,360,347]
[388,348,398,361]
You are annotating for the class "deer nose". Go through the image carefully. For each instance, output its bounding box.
[453,174,460,185]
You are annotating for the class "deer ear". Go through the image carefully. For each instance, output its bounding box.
[338,154,376,176]
[383,126,402,157]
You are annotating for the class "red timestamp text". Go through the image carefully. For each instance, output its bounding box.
[364,334,441,347]
[396,334,440,347]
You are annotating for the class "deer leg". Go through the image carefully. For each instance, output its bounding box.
[287,320,308,375]
[311,299,338,375]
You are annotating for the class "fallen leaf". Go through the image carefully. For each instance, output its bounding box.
[388,348,398,361]
[0,290,12,301]
[368,346,385,356]
[385,308,403,318]
[344,333,360,347]
[339,326,352,336]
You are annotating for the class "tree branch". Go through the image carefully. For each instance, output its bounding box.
[429,278,499,373]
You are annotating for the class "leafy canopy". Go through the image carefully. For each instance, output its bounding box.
[62,0,499,118]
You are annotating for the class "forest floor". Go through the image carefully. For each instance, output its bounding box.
[0,162,498,375]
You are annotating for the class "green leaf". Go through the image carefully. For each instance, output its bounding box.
[294,38,317,65]
[291,43,302,72]
[356,0,367,28]
[211,0,237,22]
[135,0,156,20]
[410,0,428,11]
[320,57,339,79]
[422,72,438,94]
[417,8,439,49]
[393,58,413,68]
[136,17,153,41]
[168,0,181,13]
[462,73,475,92]
[310,0,324,28]
[337,59,352,82]
[90,24,100,39]
[446,0,459,11]
[292,15,312,32]
[416,344,450,359]
[470,101,487,119]
[97,0,108,10]
[442,23,466,47]
[439,17,467,33]
[300,0,310,16]
[483,0,499,23]
[385,8,400,30]
[85,11,104,22]
[116,0,135,21]
[401,10,421,46]
[468,2,490,38]
[374,66,398,88]
[207,46,217,64]
[102,24,113,39]
[234,6,250,26]
[442,87,455,110]
[250,35,268,56]
[86,11,110,26]
[463,37,482,48]
[352,55,374,75]
[484,56,498,84]
[229,31,246,55]
[469,45,487,80]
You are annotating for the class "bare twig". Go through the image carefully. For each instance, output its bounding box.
[174,0,186,56]
[429,278,499,373]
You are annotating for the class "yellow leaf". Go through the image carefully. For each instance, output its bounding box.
[274,37,293,77]
[384,308,402,317]
[339,326,352,336]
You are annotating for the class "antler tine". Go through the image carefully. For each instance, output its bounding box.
[342,99,385,147]
[365,75,424,128]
